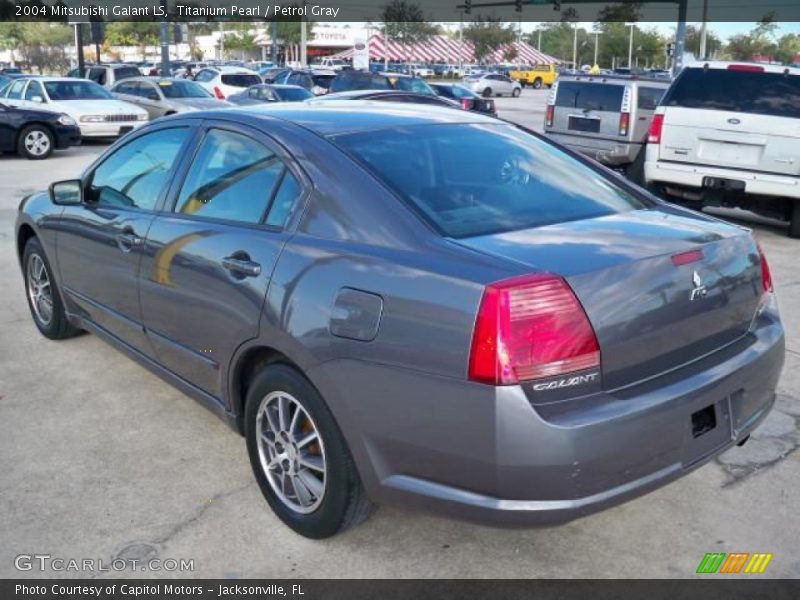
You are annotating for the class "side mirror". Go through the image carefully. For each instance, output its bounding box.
[31,95,44,103]
[49,179,83,206]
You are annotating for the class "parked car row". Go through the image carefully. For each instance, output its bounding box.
[543,62,800,237]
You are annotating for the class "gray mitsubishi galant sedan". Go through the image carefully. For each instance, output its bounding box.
[15,102,785,538]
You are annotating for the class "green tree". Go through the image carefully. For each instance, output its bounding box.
[223,23,259,59]
[464,17,516,64]
[774,33,800,65]
[105,22,160,61]
[683,25,722,59]
[0,22,25,66]
[16,23,72,74]
[379,0,436,60]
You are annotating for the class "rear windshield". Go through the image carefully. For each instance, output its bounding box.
[159,80,211,98]
[334,123,645,238]
[221,74,262,88]
[114,67,141,80]
[275,87,313,101]
[556,81,624,112]
[664,68,800,118]
[330,72,391,92]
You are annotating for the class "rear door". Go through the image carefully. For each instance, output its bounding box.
[552,80,625,140]
[658,67,800,176]
[138,121,307,399]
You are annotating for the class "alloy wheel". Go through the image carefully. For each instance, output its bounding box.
[27,254,53,326]
[256,390,327,514]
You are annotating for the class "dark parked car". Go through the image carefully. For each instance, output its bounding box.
[311,90,460,109]
[329,70,436,95]
[16,103,784,538]
[430,82,497,115]
[0,101,80,159]
[227,84,314,105]
[270,69,336,96]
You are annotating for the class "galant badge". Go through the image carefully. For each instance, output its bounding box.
[690,270,708,301]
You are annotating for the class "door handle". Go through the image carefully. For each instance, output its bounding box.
[116,230,144,251]
[222,256,261,277]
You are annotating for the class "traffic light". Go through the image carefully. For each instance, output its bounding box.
[515,0,522,11]
[464,0,472,14]
[89,21,105,45]
[665,42,675,57]
[553,0,560,10]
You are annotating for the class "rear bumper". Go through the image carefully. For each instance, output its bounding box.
[545,131,640,165]
[645,159,800,200]
[313,308,784,526]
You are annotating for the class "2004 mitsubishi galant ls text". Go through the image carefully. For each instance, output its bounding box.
[16,103,785,538]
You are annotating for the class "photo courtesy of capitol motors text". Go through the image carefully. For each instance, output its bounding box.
[24,2,343,18]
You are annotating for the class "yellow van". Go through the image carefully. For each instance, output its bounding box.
[509,64,558,89]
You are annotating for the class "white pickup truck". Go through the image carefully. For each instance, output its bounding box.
[645,61,800,238]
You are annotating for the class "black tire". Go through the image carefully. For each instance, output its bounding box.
[625,147,647,186]
[17,125,54,160]
[512,87,521,98]
[483,87,493,98]
[244,364,374,538]
[533,77,543,89]
[789,201,800,239]
[22,237,80,339]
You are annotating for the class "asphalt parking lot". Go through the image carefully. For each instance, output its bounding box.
[1,90,798,578]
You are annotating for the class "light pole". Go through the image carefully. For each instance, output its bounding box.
[626,22,635,68]
[699,0,709,59]
[593,31,601,66]
[572,22,578,71]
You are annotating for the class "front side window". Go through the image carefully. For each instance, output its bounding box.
[334,123,646,238]
[195,69,216,82]
[8,79,26,99]
[88,128,189,210]
[113,81,136,96]
[174,129,284,224]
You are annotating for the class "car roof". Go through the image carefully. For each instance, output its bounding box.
[199,100,497,136]
[557,74,671,85]
[684,60,800,75]
[214,66,259,74]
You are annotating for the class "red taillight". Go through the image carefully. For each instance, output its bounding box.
[728,64,764,72]
[619,111,630,136]
[647,113,664,144]
[756,241,773,294]
[545,105,554,127]
[460,98,471,110]
[671,249,704,266]
[213,86,225,99]
[468,274,601,385]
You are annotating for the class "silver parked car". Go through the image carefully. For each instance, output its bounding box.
[465,73,522,97]
[16,102,784,538]
[544,74,669,180]
[67,64,143,89]
[110,77,231,119]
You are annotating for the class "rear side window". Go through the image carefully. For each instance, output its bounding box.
[220,74,261,88]
[664,68,800,118]
[87,68,106,86]
[637,86,664,110]
[194,70,215,82]
[114,67,141,81]
[556,82,624,112]
[175,129,284,224]
[330,72,391,93]
[334,123,645,238]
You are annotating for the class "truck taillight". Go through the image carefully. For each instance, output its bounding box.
[213,86,225,99]
[728,64,764,72]
[647,113,664,144]
[545,105,554,127]
[468,274,600,386]
[461,98,471,110]
[619,111,630,136]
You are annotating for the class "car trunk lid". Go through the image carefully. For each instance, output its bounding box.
[454,208,762,389]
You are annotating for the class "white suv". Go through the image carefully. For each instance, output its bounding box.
[645,61,800,238]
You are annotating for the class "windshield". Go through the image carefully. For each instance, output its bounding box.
[275,87,313,101]
[334,123,645,238]
[44,80,113,100]
[392,77,435,95]
[158,80,212,98]
[664,68,800,118]
[555,81,624,112]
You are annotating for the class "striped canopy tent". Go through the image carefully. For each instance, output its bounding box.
[329,34,557,65]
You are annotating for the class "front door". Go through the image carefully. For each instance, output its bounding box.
[55,125,194,355]
[139,122,306,399]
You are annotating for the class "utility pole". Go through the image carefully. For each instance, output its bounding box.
[459,12,464,73]
[674,0,687,74]
[537,29,542,51]
[626,22,635,68]
[572,22,577,70]
[219,21,224,60]
[593,31,601,66]
[74,24,85,76]
[159,0,170,76]
[271,21,277,65]
[699,0,709,59]
[300,6,307,67]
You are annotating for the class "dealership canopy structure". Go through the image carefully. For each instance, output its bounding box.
[330,34,558,65]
